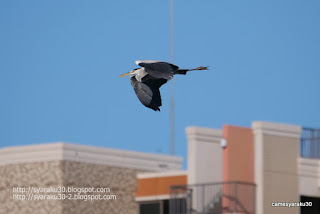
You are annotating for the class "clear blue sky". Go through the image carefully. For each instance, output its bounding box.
[1,1,319,168]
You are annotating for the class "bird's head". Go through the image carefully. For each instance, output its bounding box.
[119,68,139,77]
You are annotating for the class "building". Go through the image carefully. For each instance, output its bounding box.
[136,121,320,214]
[0,143,182,213]
[1,121,319,214]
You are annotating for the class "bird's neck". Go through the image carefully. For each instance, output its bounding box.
[135,68,148,82]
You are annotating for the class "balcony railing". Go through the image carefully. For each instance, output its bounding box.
[170,181,256,214]
[301,128,320,159]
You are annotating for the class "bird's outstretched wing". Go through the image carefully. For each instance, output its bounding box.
[136,60,178,80]
[130,76,167,111]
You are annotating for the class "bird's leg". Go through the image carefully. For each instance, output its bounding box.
[195,66,209,70]
[188,66,209,71]
[175,66,209,75]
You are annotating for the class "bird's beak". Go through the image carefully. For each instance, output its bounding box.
[119,72,132,77]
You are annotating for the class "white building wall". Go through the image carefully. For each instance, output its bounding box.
[186,127,223,185]
[299,158,320,197]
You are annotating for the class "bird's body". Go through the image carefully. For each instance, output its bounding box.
[119,60,208,111]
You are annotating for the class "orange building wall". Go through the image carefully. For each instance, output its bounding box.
[136,175,187,197]
[222,125,255,212]
[222,125,254,183]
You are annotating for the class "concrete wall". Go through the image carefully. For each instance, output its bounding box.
[299,158,320,197]
[62,161,137,214]
[222,125,255,214]
[186,126,223,212]
[222,125,254,183]
[0,142,184,214]
[0,161,137,214]
[186,126,223,184]
[0,161,64,214]
[252,121,301,214]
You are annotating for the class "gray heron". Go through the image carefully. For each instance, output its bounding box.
[119,60,208,111]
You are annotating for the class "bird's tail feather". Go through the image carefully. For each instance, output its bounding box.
[175,66,209,75]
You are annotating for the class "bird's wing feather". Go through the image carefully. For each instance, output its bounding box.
[136,60,179,80]
[135,60,163,65]
[130,76,167,111]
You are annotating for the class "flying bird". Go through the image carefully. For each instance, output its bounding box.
[119,60,208,111]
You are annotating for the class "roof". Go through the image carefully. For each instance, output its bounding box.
[0,142,183,172]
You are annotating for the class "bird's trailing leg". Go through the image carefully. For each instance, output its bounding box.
[175,66,209,75]
[189,66,209,71]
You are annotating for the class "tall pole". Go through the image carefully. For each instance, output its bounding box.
[169,0,175,155]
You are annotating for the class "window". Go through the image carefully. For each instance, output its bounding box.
[139,200,169,214]
[301,195,320,214]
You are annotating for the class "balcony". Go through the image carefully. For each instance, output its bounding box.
[169,181,256,214]
[300,128,320,159]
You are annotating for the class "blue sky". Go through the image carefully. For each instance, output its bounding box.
[1,1,319,168]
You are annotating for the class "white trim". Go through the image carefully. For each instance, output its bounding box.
[137,170,187,179]
[252,121,301,138]
[136,194,170,202]
[299,158,320,178]
[186,126,222,143]
[254,130,264,214]
[0,142,183,172]
[299,158,320,197]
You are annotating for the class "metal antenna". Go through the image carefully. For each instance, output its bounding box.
[169,0,175,155]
